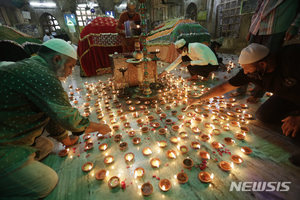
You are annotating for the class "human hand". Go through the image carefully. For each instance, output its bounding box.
[284,26,298,41]
[246,96,260,104]
[281,116,300,137]
[85,122,111,135]
[158,71,167,79]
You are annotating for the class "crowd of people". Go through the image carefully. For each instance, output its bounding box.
[0,0,299,199]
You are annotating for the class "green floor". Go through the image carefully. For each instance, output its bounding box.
[43,54,300,200]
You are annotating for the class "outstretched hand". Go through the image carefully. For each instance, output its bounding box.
[85,122,111,135]
[281,116,300,138]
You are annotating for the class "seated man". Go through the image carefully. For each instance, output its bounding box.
[188,43,300,165]
[159,38,219,80]
[0,39,111,199]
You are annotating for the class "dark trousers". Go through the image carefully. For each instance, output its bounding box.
[256,95,300,141]
[182,56,219,78]
[237,32,286,97]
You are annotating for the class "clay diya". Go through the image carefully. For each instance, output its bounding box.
[83,134,91,140]
[218,161,233,172]
[84,142,93,151]
[235,133,245,140]
[199,151,210,160]
[223,125,230,131]
[108,176,120,188]
[180,145,189,154]
[231,155,243,164]
[240,126,250,133]
[192,127,201,134]
[114,134,122,142]
[157,140,167,148]
[211,141,223,149]
[120,115,127,121]
[132,137,141,145]
[135,100,141,105]
[200,134,211,142]
[177,114,184,120]
[128,130,136,137]
[160,113,167,118]
[165,105,171,110]
[212,118,220,124]
[170,136,179,144]
[136,118,144,124]
[241,146,252,155]
[141,182,153,196]
[176,172,188,184]
[129,106,136,111]
[159,179,172,192]
[98,143,108,151]
[141,126,149,133]
[104,155,114,165]
[191,141,201,149]
[119,142,128,151]
[124,152,135,162]
[179,131,188,139]
[124,122,131,128]
[126,100,132,105]
[58,149,69,157]
[97,114,104,120]
[198,172,213,183]
[134,167,145,178]
[143,110,150,115]
[82,162,93,172]
[158,128,167,135]
[172,125,180,132]
[165,119,173,125]
[147,115,155,121]
[142,147,152,156]
[133,111,139,118]
[171,110,177,116]
[166,150,177,159]
[244,113,253,119]
[182,158,194,169]
[230,121,240,127]
[95,169,107,180]
[212,129,221,135]
[150,158,161,168]
[186,112,194,117]
[224,137,235,145]
[112,125,120,131]
[240,104,248,109]
[152,122,160,128]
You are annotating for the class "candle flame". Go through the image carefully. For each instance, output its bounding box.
[211,173,214,179]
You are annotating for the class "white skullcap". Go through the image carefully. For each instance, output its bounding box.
[43,38,77,60]
[127,0,136,9]
[239,43,269,65]
[174,39,186,49]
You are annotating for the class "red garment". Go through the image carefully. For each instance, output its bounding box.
[78,17,122,76]
[116,11,141,53]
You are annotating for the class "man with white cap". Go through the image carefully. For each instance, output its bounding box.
[0,39,111,199]
[188,43,300,165]
[158,38,219,80]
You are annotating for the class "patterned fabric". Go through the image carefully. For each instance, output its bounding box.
[0,56,89,174]
[249,0,300,35]
[90,33,122,47]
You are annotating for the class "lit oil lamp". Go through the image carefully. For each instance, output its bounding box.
[226,111,235,117]
[170,136,179,144]
[95,169,107,180]
[156,108,162,114]
[143,110,150,115]
[198,172,214,183]
[244,113,253,119]
[142,147,152,156]
[104,155,114,164]
[129,106,136,111]
[132,137,141,145]
[201,113,209,118]
[235,133,245,140]
[108,176,120,188]
[124,152,135,162]
[176,172,188,184]
[137,118,144,124]
[177,114,184,120]
[126,100,132,105]
[159,179,171,192]
[83,134,91,140]
[158,140,167,148]
[179,131,188,139]
[240,126,250,133]
[180,145,189,154]
[141,126,150,133]
[241,146,252,155]
[199,151,210,160]
[186,112,193,117]
[110,118,117,124]
[82,162,93,172]
[224,137,235,145]
[134,167,145,178]
[114,134,122,142]
[166,150,177,159]
[120,115,127,121]
[84,142,93,151]
[191,141,201,149]
[223,125,230,131]
[184,121,191,127]
[133,111,139,118]
[97,114,104,120]
[182,158,194,169]
[160,113,167,118]
[150,158,161,168]
[211,141,223,149]
[58,148,69,157]
[124,122,131,128]
[83,111,90,117]
[192,127,201,134]
[128,130,135,137]
[135,100,141,105]
[84,102,90,107]
[98,143,108,151]
[219,161,233,172]
[147,115,155,121]
[119,142,128,151]
[139,105,147,110]
[141,182,153,196]
[112,125,120,131]
[240,104,248,109]
[166,105,171,110]
[230,121,240,127]
[212,118,220,124]
[212,129,221,135]
[231,155,243,164]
